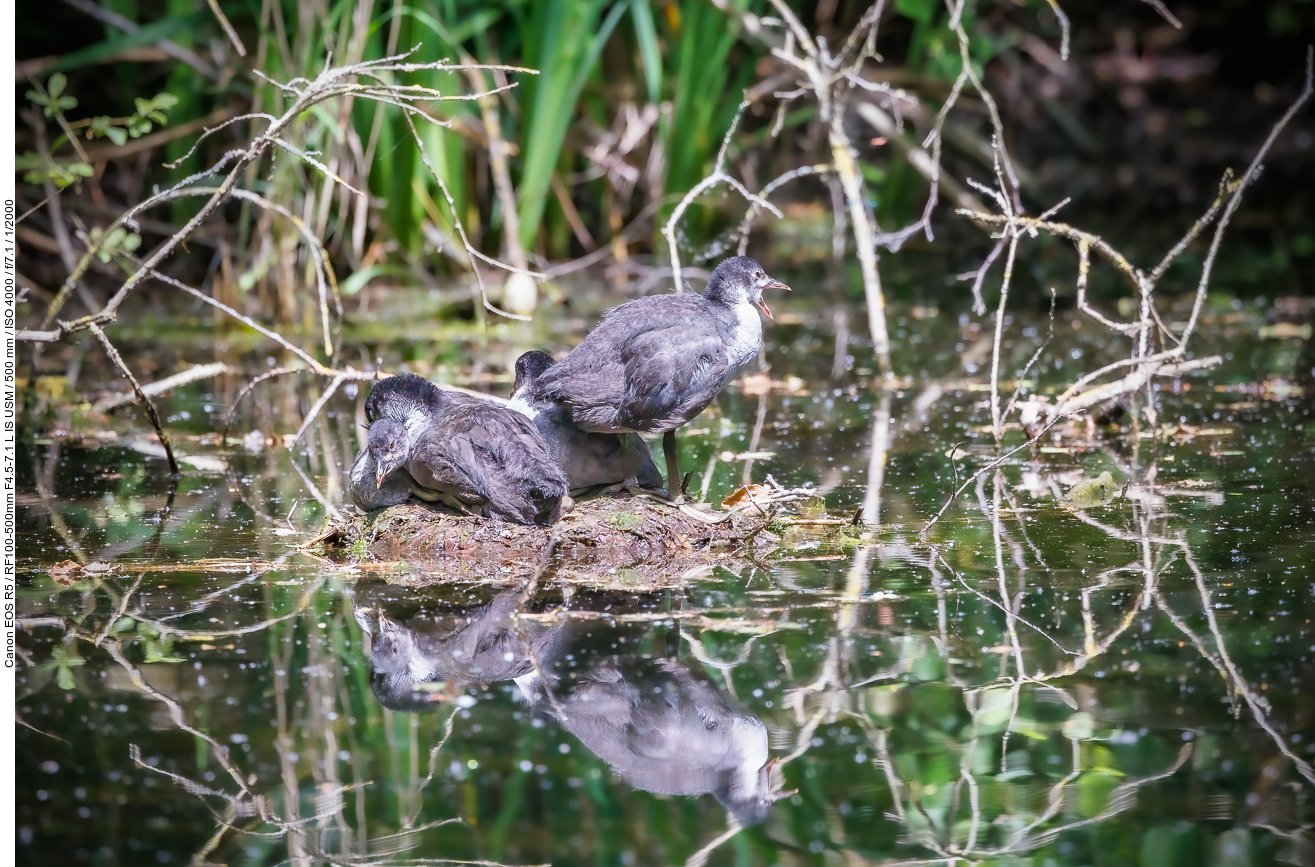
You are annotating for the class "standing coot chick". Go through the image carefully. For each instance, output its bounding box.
[350,373,569,525]
[509,350,663,496]
[532,257,788,500]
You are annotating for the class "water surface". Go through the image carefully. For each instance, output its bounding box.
[15,292,1315,866]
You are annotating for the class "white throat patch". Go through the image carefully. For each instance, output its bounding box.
[722,298,764,379]
[507,390,539,420]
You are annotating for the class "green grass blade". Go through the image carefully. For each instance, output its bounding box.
[42,11,209,74]
[629,0,662,104]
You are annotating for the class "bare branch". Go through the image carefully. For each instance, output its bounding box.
[87,324,179,476]
[204,0,247,56]
[1138,0,1183,29]
[1041,0,1072,61]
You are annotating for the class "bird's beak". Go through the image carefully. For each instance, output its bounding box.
[375,462,387,488]
[756,277,789,319]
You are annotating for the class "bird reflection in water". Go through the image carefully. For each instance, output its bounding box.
[353,585,791,826]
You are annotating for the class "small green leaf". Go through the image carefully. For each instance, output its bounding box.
[1064,471,1119,508]
[57,666,76,690]
[895,0,936,23]
[26,90,49,106]
[106,127,127,146]
[1061,711,1095,740]
[48,72,67,99]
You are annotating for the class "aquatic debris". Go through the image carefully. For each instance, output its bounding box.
[1063,471,1120,508]
[721,484,772,510]
[314,495,778,583]
[313,481,833,585]
[48,560,84,585]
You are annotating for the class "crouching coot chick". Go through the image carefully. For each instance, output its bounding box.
[348,373,569,525]
[348,419,413,511]
[531,256,788,501]
[509,350,663,496]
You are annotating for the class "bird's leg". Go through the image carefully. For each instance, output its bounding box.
[663,430,683,504]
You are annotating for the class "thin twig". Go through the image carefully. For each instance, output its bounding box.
[87,323,179,476]
[204,0,247,56]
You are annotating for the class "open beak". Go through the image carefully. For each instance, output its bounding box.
[755,277,790,320]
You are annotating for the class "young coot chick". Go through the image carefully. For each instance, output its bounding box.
[348,419,414,511]
[509,350,663,496]
[355,373,569,525]
[532,257,788,500]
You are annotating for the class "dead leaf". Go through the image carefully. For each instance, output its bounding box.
[722,484,771,509]
[1258,322,1311,340]
[740,373,773,395]
[49,560,84,585]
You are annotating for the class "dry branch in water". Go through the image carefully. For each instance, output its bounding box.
[960,47,1313,439]
[703,0,1023,379]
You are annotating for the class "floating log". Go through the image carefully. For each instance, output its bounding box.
[312,495,786,586]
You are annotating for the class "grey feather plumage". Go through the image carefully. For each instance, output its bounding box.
[510,350,663,493]
[349,374,568,525]
[526,257,788,499]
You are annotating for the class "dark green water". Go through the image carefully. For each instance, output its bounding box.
[14,292,1315,866]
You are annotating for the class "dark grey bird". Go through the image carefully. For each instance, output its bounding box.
[531,257,789,500]
[348,373,569,525]
[351,581,789,826]
[509,350,663,497]
[347,419,413,511]
[356,591,562,710]
[518,627,790,827]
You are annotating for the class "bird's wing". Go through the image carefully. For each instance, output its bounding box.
[407,419,491,507]
[535,355,628,432]
[536,296,721,433]
[614,322,727,432]
[449,405,568,522]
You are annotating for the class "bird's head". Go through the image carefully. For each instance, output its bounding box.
[367,418,409,488]
[512,350,555,397]
[703,256,790,320]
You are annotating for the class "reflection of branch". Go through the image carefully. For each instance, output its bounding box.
[931,547,1075,656]
[106,642,271,815]
[993,744,1193,854]
[922,417,1064,537]
[684,815,742,867]
[404,707,459,828]
[1169,548,1315,788]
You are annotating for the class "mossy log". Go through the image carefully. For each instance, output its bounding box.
[312,495,788,585]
